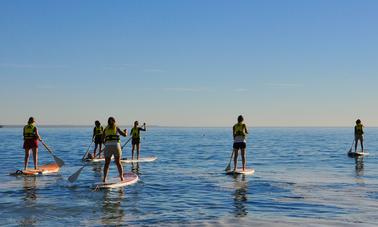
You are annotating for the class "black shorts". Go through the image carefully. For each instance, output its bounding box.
[233,142,246,150]
[94,136,103,145]
[132,138,140,145]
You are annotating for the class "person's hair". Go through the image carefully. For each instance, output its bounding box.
[356,119,361,124]
[28,117,35,124]
[237,115,244,123]
[108,117,116,127]
[134,121,138,126]
[95,120,100,125]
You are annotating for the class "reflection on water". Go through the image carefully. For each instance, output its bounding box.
[22,176,37,201]
[232,175,248,217]
[101,190,125,226]
[20,177,38,226]
[355,157,364,177]
[131,163,140,175]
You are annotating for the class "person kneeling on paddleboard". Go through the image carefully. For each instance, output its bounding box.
[233,115,248,171]
[354,119,364,153]
[102,117,128,182]
[23,117,42,170]
[131,121,146,160]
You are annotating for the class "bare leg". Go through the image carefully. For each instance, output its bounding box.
[233,149,239,171]
[361,139,364,152]
[137,144,140,159]
[103,157,111,182]
[131,144,135,159]
[32,147,38,169]
[114,156,124,181]
[98,144,102,158]
[24,149,30,170]
[93,144,98,158]
[355,139,358,152]
[241,148,246,171]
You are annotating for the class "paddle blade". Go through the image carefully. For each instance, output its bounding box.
[53,155,65,167]
[68,166,85,183]
[225,164,231,172]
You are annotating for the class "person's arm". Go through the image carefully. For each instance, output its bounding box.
[232,126,236,138]
[92,127,96,140]
[35,127,42,141]
[117,127,128,137]
[354,126,357,136]
[244,124,248,134]
[140,123,146,132]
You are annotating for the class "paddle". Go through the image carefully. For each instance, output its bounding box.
[348,140,354,153]
[41,141,65,167]
[225,150,234,172]
[82,139,94,161]
[121,137,132,149]
[68,137,132,183]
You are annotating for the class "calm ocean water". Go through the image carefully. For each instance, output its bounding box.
[0,127,377,226]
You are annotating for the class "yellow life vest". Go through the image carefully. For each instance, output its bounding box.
[234,123,246,137]
[94,126,103,136]
[355,124,364,135]
[131,127,140,139]
[104,126,120,142]
[23,124,36,139]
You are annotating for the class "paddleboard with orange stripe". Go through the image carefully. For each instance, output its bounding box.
[10,163,60,176]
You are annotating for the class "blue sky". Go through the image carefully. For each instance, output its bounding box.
[1,0,377,126]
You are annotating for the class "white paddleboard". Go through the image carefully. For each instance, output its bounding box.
[121,156,157,163]
[85,157,113,163]
[226,168,255,175]
[348,151,369,157]
[93,172,139,189]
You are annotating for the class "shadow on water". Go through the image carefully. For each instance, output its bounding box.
[101,189,126,225]
[231,174,248,217]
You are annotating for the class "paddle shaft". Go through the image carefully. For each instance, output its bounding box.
[82,140,94,160]
[40,140,65,167]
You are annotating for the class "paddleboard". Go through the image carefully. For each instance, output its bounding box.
[226,168,255,175]
[93,172,139,189]
[121,156,157,163]
[348,151,369,157]
[84,157,113,163]
[10,163,60,176]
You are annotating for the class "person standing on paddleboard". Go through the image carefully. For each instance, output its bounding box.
[233,115,248,171]
[92,120,104,158]
[130,121,146,160]
[23,117,42,170]
[354,119,364,153]
[102,117,128,182]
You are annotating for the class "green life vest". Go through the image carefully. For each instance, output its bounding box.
[94,126,103,136]
[104,126,120,142]
[131,127,140,139]
[355,124,364,136]
[234,123,246,137]
[24,124,36,139]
